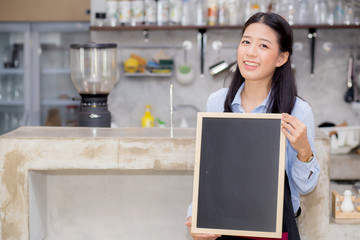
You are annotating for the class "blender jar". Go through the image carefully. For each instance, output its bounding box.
[69,43,117,128]
[70,43,118,96]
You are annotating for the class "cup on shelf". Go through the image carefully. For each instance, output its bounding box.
[12,77,23,100]
[4,76,13,101]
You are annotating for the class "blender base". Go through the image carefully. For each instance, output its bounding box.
[79,106,111,128]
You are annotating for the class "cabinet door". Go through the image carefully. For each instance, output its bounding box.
[32,23,90,127]
[0,23,31,135]
[0,0,90,22]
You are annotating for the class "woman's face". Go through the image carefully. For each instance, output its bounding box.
[237,23,288,84]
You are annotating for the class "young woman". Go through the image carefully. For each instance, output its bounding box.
[185,12,320,240]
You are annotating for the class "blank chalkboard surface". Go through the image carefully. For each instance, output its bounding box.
[191,112,286,238]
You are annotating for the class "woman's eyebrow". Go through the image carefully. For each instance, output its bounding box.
[242,35,272,44]
[260,38,272,44]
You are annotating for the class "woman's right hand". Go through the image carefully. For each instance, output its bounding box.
[185,216,221,240]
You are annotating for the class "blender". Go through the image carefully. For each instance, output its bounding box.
[70,43,118,127]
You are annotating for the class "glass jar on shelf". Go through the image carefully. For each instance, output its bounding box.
[95,12,107,27]
[66,105,79,127]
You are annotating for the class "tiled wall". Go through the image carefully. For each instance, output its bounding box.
[92,28,360,128]
[90,0,360,128]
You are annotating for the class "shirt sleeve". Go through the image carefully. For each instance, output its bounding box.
[186,202,193,219]
[206,88,228,112]
[290,105,320,195]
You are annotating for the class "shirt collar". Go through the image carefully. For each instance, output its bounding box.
[231,82,271,113]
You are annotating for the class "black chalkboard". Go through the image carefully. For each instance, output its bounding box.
[192,113,286,238]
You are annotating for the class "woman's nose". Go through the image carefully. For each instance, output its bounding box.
[246,44,257,57]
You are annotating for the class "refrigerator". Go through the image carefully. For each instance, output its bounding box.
[0,22,90,135]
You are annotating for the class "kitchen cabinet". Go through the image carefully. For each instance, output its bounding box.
[0,0,90,22]
[0,22,90,135]
[32,23,90,126]
[0,23,31,135]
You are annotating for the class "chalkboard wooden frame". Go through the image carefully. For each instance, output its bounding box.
[191,112,286,238]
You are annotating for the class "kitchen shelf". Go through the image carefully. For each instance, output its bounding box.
[0,68,24,75]
[0,100,24,106]
[41,99,80,106]
[90,24,360,31]
[124,72,173,77]
[42,68,71,75]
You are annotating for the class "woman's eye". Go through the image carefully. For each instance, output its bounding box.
[260,44,268,48]
[241,40,250,45]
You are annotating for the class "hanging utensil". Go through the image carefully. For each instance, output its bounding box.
[308,28,317,77]
[356,49,360,102]
[176,40,194,85]
[197,29,207,78]
[344,53,354,103]
[209,41,229,76]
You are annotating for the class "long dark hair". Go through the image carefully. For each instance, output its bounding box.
[224,12,297,114]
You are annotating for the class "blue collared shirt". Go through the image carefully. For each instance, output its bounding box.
[187,83,320,218]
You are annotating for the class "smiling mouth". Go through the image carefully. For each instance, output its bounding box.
[244,61,260,67]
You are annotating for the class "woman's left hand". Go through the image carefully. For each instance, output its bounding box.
[281,113,312,162]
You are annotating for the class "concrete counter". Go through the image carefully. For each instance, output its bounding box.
[0,127,358,239]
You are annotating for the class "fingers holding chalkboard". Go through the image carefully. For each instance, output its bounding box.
[281,113,312,162]
[185,216,221,240]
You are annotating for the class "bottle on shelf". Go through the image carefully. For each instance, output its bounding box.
[118,0,132,26]
[157,0,170,26]
[181,0,191,26]
[195,0,205,26]
[207,0,218,26]
[228,0,239,25]
[144,0,157,25]
[131,0,145,26]
[296,0,310,24]
[106,0,119,26]
[343,0,354,25]
[314,0,328,24]
[333,0,345,24]
[217,0,227,25]
[169,0,182,25]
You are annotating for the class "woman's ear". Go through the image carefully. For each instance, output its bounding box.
[276,51,289,67]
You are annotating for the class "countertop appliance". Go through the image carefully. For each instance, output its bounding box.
[70,43,118,127]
